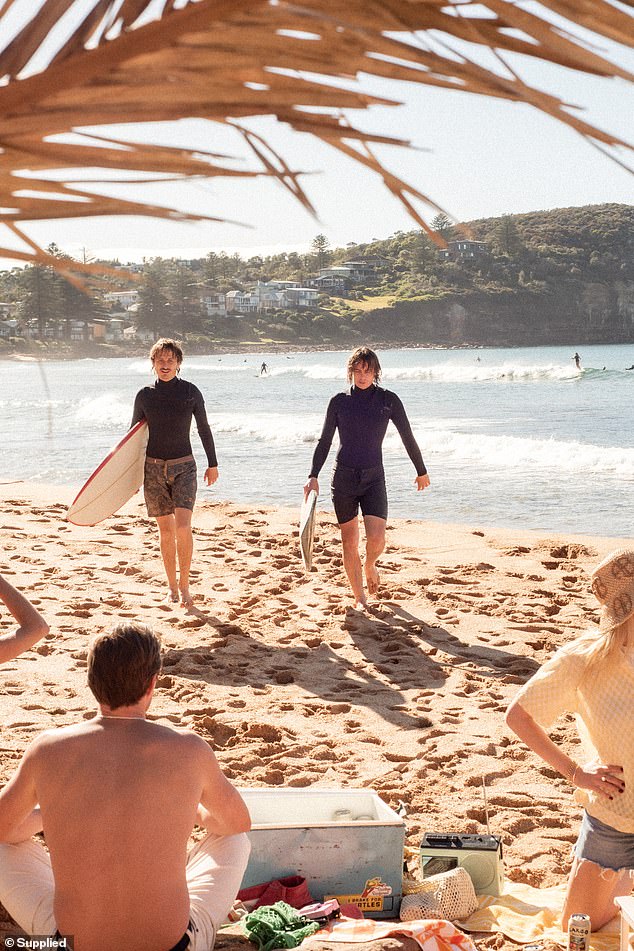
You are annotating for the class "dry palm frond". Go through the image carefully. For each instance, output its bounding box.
[0,0,631,269]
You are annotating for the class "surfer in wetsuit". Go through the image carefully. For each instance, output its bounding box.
[131,338,218,607]
[304,346,430,610]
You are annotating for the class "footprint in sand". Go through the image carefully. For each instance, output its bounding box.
[272,669,295,684]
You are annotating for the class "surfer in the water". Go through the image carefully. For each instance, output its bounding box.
[304,346,430,610]
[131,339,218,606]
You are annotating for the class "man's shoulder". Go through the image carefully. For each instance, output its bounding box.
[379,387,402,410]
[135,384,155,399]
[377,385,396,399]
[32,720,211,761]
[178,377,200,393]
[331,390,350,404]
[26,721,95,757]
[146,721,211,751]
[149,723,214,769]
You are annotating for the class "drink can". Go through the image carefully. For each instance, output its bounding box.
[568,913,591,951]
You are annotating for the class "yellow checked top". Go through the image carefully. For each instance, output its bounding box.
[515,630,634,833]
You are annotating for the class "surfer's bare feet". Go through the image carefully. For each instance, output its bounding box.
[164,589,179,605]
[352,598,368,612]
[179,588,194,608]
[365,563,380,596]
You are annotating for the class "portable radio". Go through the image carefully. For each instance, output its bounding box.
[419,833,504,896]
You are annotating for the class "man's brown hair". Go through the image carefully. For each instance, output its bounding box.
[88,622,162,710]
[346,346,382,383]
[150,338,183,366]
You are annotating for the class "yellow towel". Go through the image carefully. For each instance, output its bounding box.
[460,880,620,951]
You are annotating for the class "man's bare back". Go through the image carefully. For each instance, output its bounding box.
[0,622,250,951]
[37,719,215,949]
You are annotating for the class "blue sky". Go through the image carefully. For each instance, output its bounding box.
[4,11,634,265]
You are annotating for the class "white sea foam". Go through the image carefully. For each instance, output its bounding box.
[213,412,325,444]
[128,360,151,374]
[389,425,634,478]
[211,408,634,479]
[0,398,67,409]
[381,363,580,383]
[74,393,130,427]
[254,363,345,380]
[240,361,584,384]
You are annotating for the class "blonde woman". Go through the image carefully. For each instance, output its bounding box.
[506,548,634,930]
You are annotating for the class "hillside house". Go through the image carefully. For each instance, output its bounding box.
[254,282,286,312]
[283,287,319,308]
[123,325,155,344]
[199,292,227,317]
[104,289,139,311]
[311,273,348,292]
[226,290,258,314]
[340,259,378,281]
[439,240,489,260]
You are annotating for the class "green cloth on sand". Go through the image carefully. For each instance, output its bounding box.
[243,901,321,951]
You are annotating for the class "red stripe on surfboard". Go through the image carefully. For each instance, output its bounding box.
[68,454,145,526]
[68,420,148,513]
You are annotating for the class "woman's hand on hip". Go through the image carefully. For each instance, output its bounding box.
[574,760,625,800]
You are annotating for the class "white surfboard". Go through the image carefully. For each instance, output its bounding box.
[67,421,149,526]
[299,489,317,571]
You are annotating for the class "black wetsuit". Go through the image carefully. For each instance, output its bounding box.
[309,385,426,523]
[131,377,217,467]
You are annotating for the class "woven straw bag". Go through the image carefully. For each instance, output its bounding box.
[400,867,477,922]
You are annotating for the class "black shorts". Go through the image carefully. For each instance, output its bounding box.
[331,464,388,524]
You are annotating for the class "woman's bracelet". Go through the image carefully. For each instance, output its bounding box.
[570,764,580,785]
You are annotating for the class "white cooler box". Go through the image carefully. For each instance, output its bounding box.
[239,788,405,918]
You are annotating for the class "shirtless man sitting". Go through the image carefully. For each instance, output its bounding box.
[0,621,251,951]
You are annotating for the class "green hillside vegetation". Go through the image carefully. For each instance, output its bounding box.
[321,203,634,347]
[0,203,632,353]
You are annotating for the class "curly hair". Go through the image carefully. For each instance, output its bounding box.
[150,338,183,366]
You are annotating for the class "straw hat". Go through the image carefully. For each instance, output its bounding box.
[591,549,634,633]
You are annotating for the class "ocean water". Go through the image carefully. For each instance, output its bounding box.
[2,344,633,537]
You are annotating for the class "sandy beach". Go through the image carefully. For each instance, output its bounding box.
[0,482,628,947]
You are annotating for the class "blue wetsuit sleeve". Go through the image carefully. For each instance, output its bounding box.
[389,393,427,476]
[309,396,338,478]
[130,390,145,428]
[192,386,218,468]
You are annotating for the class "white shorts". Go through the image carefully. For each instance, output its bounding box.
[0,832,250,950]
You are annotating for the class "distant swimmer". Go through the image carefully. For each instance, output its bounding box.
[260,362,269,375]
[626,365,634,371]
[573,352,582,370]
